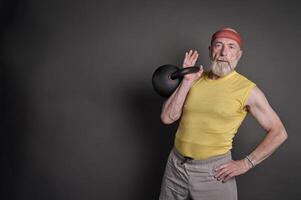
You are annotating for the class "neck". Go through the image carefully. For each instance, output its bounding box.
[208,71,221,80]
[208,70,235,80]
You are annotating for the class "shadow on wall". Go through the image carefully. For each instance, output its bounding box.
[1,0,25,182]
[0,60,29,200]
[122,80,178,199]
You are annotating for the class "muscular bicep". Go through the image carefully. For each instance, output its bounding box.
[245,87,283,132]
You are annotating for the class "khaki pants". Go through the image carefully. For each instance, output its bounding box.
[159,147,237,200]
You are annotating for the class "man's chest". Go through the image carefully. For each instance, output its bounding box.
[184,85,244,118]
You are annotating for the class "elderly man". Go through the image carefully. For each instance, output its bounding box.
[159,28,288,200]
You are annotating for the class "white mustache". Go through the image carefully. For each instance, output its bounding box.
[212,54,229,62]
[216,58,229,62]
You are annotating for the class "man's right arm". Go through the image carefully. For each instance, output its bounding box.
[160,50,203,124]
[160,80,194,124]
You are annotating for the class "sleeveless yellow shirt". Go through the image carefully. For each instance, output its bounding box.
[175,70,256,160]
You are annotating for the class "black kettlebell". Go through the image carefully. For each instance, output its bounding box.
[152,64,200,97]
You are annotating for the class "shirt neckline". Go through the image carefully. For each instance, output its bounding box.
[205,70,237,82]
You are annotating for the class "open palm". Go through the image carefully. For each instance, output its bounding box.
[182,50,203,82]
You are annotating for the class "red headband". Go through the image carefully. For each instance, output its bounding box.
[211,29,242,48]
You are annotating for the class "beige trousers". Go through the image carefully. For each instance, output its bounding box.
[159,147,237,200]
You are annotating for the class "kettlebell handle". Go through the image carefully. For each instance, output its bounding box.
[170,66,200,80]
[152,64,201,97]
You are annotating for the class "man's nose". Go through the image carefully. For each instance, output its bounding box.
[220,46,228,56]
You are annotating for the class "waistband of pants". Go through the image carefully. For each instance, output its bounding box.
[172,147,231,165]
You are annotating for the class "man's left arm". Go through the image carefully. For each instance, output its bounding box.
[214,86,288,182]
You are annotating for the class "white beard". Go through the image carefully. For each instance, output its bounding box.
[209,59,238,77]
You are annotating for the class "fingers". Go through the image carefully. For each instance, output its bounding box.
[213,160,246,183]
[214,163,228,171]
[186,49,198,58]
[189,50,199,64]
[216,168,232,181]
[188,49,193,58]
[193,54,199,64]
[191,50,198,63]
[214,167,230,180]
[183,49,199,68]
[214,162,233,182]
[184,50,193,66]
[223,172,236,182]
[192,50,198,60]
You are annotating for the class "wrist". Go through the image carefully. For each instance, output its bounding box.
[245,155,255,169]
[181,79,195,88]
[182,76,200,86]
[243,158,253,170]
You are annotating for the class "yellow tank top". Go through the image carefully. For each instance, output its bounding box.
[175,70,256,160]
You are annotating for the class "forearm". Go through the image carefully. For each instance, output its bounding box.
[160,80,193,124]
[247,125,288,167]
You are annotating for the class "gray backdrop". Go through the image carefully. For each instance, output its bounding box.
[0,0,300,199]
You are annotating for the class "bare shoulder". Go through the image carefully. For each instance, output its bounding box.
[244,86,269,112]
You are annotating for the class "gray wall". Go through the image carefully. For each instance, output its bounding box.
[0,0,300,199]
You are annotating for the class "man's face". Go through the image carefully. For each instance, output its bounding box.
[209,38,242,77]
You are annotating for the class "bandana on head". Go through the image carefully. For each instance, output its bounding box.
[211,28,242,48]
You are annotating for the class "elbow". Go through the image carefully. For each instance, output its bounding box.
[269,122,288,142]
[160,115,173,125]
[276,126,288,143]
[279,123,288,141]
[160,114,178,125]
[282,129,288,141]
